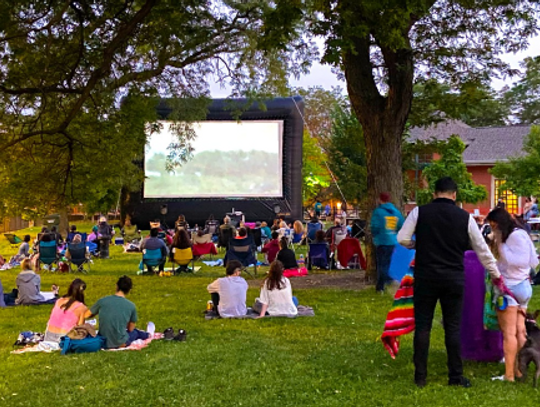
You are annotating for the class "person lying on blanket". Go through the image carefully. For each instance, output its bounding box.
[44,279,88,343]
[254,260,298,318]
[207,260,248,317]
[85,275,149,349]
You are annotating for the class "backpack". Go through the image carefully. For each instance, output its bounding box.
[59,335,106,355]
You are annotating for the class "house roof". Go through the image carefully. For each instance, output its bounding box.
[409,121,532,164]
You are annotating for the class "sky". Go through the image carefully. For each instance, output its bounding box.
[209,36,540,97]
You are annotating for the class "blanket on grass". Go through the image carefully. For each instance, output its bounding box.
[380,272,415,359]
[205,305,314,320]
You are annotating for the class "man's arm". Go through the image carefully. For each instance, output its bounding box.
[467,216,501,280]
[207,279,220,294]
[397,207,418,249]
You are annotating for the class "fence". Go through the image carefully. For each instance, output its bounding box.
[0,216,30,233]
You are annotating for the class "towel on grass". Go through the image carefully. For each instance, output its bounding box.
[205,305,314,320]
[381,272,415,359]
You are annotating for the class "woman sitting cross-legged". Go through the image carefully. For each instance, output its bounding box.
[254,260,298,317]
[44,279,88,343]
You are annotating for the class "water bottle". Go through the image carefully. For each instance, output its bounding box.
[298,254,305,266]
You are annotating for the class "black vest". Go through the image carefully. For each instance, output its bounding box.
[415,198,470,284]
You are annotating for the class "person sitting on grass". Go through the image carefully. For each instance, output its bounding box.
[44,279,88,343]
[276,237,298,271]
[140,228,168,274]
[254,260,298,317]
[262,231,280,264]
[16,259,59,305]
[17,235,31,259]
[207,260,248,317]
[122,217,141,243]
[260,221,272,240]
[85,275,149,349]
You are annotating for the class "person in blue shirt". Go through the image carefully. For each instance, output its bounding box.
[370,192,404,293]
[314,201,323,217]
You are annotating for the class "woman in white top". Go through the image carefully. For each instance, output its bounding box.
[255,260,298,317]
[487,208,539,382]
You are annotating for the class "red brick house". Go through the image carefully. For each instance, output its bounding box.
[407,120,533,215]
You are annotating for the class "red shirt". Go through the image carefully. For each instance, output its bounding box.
[262,239,280,263]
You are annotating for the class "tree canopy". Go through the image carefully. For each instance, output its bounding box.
[0,0,310,218]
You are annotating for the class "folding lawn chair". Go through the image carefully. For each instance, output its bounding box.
[251,227,263,249]
[224,236,258,278]
[292,232,303,252]
[4,233,23,249]
[307,242,329,270]
[306,222,323,243]
[192,236,217,259]
[171,247,195,273]
[218,227,235,252]
[337,237,366,270]
[38,240,59,272]
[142,248,166,274]
[66,242,91,274]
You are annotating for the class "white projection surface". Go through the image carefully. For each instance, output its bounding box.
[144,120,283,198]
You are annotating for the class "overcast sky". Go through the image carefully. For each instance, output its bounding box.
[209,36,540,97]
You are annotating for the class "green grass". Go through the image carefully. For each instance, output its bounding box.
[1,224,539,406]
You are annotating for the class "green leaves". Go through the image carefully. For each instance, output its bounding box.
[416,135,488,205]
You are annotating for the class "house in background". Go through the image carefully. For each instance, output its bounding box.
[407,120,533,215]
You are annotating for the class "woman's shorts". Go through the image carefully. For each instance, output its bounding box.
[505,279,532,309]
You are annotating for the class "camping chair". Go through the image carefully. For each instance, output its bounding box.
[66,242,91,274]
[252,227,263,249]
[224,236,258,278]
[307,243,329,270]
[351,220,367,241]
[171,247,195,273]
[192,234,217,259]
[38,240,59,272]
[218,227,235,252]
[205,220,220,237]
[292,232,303,252]
[142,248,166,274]
[5,233,23,249]
[306,222,323,243]
[337,237,366,270]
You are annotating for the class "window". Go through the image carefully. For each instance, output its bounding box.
[493,179,519,214]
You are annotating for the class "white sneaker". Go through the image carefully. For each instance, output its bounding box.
[146,321,156,336]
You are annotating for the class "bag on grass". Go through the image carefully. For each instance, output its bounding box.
[483,274,499,331]
[59,335,106,355]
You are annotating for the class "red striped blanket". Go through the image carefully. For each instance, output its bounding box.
[381,273,415,359]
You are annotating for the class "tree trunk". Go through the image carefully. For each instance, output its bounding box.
[343,36,414,282]
[59,207,69,236]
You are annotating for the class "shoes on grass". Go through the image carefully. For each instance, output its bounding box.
[163,327,175,341]
[448,376,472,388]
[174,329,187,342]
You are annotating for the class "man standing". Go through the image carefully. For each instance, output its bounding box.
[314,201,323,218]
[398,177,502,388]
[85,276,149,349]
[370,193,404,293]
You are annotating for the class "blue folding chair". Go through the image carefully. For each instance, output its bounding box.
[307,243,329,270]
[142,248,165,274]
[39,240,59,272]
[67,242,90,274]
[224,236,258,277]
[306,222,323,242]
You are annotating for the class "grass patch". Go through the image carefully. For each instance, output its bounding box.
[0,224,539,406]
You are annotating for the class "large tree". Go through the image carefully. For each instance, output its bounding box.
[299,0,539,216]
[0,0,309,224]
[505,56,540,124]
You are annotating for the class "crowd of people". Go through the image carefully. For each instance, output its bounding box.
[1,176,538,387]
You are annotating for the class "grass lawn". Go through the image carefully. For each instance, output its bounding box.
[0,223,539,406]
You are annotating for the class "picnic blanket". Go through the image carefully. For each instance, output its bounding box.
[381,272,415,359]
[283,267,308,278]
[205,305,315,320]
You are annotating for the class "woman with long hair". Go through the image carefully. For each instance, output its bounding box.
[486,207,538,381]
[172,228,192,250]
[44,279,88,343]
[276,237,298,270]
[255,260,297,317]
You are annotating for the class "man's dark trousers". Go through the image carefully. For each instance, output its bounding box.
[413,278,464,382]
[375,245,394,292]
